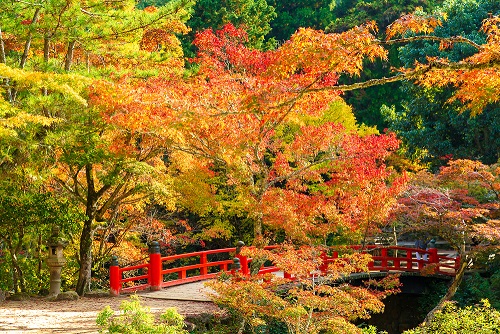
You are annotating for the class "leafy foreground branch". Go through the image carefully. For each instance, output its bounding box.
[206,245,401,334]
[96,295,188,334]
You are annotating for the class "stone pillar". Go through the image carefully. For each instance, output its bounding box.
[46,226,67,298]
[235,241,249,275]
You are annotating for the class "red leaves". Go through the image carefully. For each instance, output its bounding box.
[394,159,500,252]
[193,24,270,77]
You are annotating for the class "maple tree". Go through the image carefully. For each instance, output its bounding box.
[207,244,401,334]
[392,159,500,324]
[385,0,500,166]
[105,23,406,247]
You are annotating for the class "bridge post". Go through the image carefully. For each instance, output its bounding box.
[319,252,328,273]
[149,241,162,291]
[235,241,249,275]
[200,252,208,276]
[406,250,413,270]
[428,247,439,273]
[109,256,121,296]
[381,248,388,271]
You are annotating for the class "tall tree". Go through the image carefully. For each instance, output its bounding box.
[0,0,194,295]
[102,24,405,246]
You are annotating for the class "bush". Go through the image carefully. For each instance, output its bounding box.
[403,299,500,334]
[96,295,188,334]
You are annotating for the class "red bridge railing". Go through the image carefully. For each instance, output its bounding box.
[109,242,460,296]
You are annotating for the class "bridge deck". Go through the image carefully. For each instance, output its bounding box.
[143,281,214,302]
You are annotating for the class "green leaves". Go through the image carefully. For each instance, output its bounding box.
[404,300,500,334]
[96,295,188,334]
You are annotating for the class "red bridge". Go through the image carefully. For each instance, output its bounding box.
[109,242,460,296]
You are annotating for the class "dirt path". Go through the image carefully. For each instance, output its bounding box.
[0,294,220,333]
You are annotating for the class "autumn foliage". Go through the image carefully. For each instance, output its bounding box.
[207,244,401,334]
[3,3,500,330]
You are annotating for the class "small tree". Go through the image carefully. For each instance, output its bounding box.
[403,299,500,334]
[207,244,401,334]
[393,159,500,324]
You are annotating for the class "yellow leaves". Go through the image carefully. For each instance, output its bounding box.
[0,85,62,139]
[0,112,60,132]
[386,9,442,40]
[0,64,90,106]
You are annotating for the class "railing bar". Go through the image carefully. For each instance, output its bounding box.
[120,263,149,272]
[122,274,149,283]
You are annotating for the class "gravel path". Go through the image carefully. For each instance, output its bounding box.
[0,294,220,333]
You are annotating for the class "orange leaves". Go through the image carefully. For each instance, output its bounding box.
[480,16,500,44]
[406,15,500,116]
[438,159,496,184]
[208,245,396,334]
[450,69,500,116]
[273,23,387,80]
[143,6,158,13]
[386,9,442,40]
[261,189,336,242]
[140,29,180,53]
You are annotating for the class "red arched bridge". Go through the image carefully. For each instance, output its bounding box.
[109,242,460,296]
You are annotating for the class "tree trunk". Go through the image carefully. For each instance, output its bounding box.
[64,40,76,71]
[43,36,50,63]
[42,36,50,96]
[254,220,262,243]
[76,164,98,296]
[10,253,26,293]
[0,27,6,64]
[36,233,43,276]
[75,217,93,296]
[19,8,41,69]
[0,27,13,103]
[11,254,20,293]
[422,256,470,326]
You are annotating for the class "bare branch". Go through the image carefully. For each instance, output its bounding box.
[305,59,500,93]
[381,35,482,50]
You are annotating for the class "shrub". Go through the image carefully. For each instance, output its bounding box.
[403,299,500,334]
[96,295,188,334]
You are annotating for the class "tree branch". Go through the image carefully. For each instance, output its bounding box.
[381,35,482,50]
[306,59,500,93]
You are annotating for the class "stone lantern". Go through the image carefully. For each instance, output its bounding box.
[46,226,67,297]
